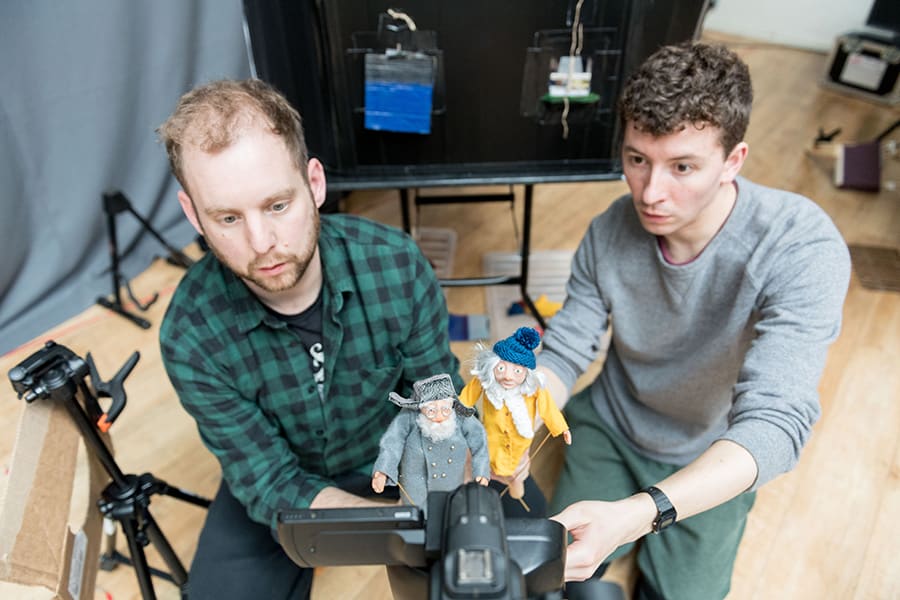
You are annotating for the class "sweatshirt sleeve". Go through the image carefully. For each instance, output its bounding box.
[720,214,851,489]
[538,215,612,391]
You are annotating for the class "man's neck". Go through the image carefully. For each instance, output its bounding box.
[662,181,737,264]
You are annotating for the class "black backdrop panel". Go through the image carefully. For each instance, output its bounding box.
[243,0,709,188]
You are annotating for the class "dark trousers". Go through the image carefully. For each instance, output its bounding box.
[188,473,384,600]
[188,481,312,600]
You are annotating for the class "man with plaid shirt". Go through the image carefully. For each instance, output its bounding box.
[157,79,460,599]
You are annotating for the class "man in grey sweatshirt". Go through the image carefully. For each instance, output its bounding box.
[539,43,850,600]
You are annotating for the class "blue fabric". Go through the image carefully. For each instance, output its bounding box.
[364,81,433,134]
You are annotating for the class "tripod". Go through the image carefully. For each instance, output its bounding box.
[9,341,210,600]
[97,189,194,329]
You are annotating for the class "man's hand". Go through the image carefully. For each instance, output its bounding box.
[562,429,572,445]
[371,471,387,494]
[550,494,655,581]
[311,485,389,509]
[475,476,489,486]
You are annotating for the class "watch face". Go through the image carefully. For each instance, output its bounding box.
[657,515,676,530]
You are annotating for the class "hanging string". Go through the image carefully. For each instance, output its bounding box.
[496,429,555,513]
[386,8,417,31]
[561,0,585,140]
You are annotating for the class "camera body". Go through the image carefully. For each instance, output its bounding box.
[278,482,565,599]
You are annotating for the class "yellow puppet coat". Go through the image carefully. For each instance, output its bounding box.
[458,377,569,476]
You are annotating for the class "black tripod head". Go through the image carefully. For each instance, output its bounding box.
[9,340,88,403]
[9,340,138,433]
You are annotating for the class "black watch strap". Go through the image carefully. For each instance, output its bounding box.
[642,486,677,533]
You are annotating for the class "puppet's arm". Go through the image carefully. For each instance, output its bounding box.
[458,377,483,408]
[462,414,491,485]
[536,388,572,444]
[372,411,413,492]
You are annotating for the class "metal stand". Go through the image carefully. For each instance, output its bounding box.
[8,342,210,600]
[400,183,546,330]
[96,190,194,329]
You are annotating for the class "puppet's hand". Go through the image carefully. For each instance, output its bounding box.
[475,476,489,486]
[372,471,387,493]
[563,429,572,445]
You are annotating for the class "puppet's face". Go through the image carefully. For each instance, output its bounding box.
[420,399,454,423]
[493,360,527,389]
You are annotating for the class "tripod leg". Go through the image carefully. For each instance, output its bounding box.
[143,511,190,593]
[120,517,158,600]
[99,516,124,571]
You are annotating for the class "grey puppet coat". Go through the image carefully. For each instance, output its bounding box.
[373,409,491,513]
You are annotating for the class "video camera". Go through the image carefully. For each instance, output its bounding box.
[277,481,566,599]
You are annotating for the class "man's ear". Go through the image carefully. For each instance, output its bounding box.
[723,141,749,182]
[177,190,204,236]
[306,158,327,209]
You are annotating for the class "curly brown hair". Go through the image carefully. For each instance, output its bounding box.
[157,79,309,195]
[618,42,753,155]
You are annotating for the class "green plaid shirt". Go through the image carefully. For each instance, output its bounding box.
[160,214,460,529]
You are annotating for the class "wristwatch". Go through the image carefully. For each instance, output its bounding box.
[642,486,677,533]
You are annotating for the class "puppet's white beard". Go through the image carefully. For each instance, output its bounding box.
[417,412,458,442]
[482,380,534,439]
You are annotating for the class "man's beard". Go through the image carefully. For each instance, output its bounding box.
[417,412,458,443]
[204,210,320,293]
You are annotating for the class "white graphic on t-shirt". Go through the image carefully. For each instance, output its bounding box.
[309,342,325,400]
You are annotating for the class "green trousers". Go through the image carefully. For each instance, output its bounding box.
[549,389,756,600]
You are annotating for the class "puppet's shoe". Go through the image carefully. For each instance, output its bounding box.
[508,478,526,499]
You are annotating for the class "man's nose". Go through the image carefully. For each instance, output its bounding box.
[246,216,276,254]
[639,168,667,206]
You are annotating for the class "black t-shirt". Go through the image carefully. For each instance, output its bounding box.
[266,291,325,400]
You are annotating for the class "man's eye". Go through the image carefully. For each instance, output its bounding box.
[271,201,288,212]
[496,364,505,372]
[675,163,692,174]
[628,155,645,166]
[221,215,237,224]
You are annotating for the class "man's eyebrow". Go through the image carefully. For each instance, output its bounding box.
[623,144,702,162]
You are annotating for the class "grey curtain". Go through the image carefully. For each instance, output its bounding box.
[0,1,251,354]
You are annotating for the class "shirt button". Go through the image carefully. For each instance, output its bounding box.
[432,474,438,479]
[447,458,453,464]
[428,446,433,451]
[441,473,446,478]
[431,462,437,467]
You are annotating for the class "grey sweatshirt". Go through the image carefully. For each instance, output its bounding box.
[538,177,851,489]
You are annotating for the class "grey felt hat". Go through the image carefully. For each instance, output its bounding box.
[388,373,474,417]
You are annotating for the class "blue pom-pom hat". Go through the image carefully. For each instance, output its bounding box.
[492,327,541,369]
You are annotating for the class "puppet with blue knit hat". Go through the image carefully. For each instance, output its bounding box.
[459,327,572,502]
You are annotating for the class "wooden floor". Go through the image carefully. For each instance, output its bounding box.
[1,35,898,599]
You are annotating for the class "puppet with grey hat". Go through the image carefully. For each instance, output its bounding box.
[371,373,490,514]
[459,327,572,502]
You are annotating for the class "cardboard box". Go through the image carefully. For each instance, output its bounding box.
[0,394,107,599]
